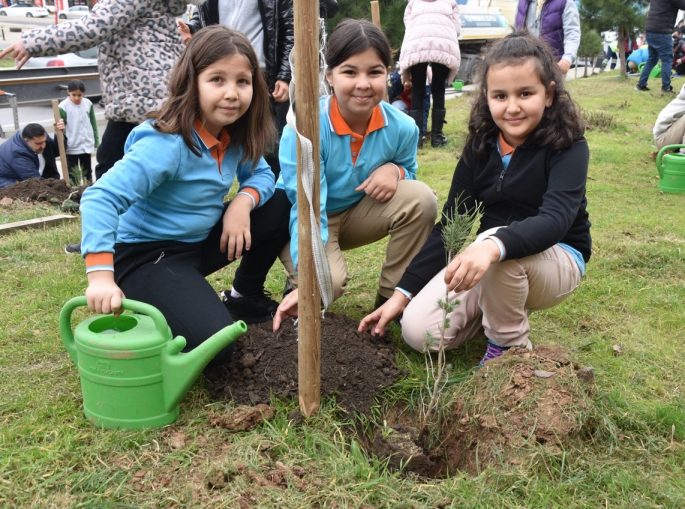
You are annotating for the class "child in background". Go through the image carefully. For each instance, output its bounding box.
[272,19,438,331]
[399,0,461,148]
[360,31,591,367]
[59,80,99,183]
[80,26,290,366]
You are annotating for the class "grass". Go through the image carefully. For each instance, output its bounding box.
[2,71,685,507]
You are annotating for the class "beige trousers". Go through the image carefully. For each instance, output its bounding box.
[655,114,685,149]
[280,179,438,300]
[401,238,582,351]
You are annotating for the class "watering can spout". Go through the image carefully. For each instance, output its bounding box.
[161,321,247,411]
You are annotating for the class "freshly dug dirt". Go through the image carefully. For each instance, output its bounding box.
[204,313,405,415]
[428,345,597,476]
[0,178,87,204]
[363,345,598,478]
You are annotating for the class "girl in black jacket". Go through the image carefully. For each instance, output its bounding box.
[360,31,591,367]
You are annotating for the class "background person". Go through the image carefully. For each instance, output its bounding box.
[0,123,64,188]
[635,0,685,92]
[58,80,99,184]
[399,0,461,148]
[515,0,581,75]
[653,82,685,149]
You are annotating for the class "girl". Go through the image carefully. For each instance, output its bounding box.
[272,19,438,331]
[80,26,291,366]
[399,0,461,148]
[360,30,591,367]
[59,80,99,184]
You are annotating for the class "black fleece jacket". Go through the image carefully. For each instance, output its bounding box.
[646,0,685,34]
[397,135,591,297]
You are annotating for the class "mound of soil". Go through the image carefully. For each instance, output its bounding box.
[0,178,87,204]
[428,345,596,476]
[363,345,597,478]
[204,313,405,415]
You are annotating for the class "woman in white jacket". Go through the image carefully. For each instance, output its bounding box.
[399,0,461,148]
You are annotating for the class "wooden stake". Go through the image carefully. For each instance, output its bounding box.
[293,0,321,417]
[371,1,381,28]
[51,99,70,186]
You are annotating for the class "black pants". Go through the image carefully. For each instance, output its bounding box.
[113,189,291,366]
[410,62,450,111]
[264,99,289,181]
[66,153,92,183]
[95,120,137,180]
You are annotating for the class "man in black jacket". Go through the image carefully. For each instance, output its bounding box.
[0,123,62,188]
[636,0,685,92]
[180,0,339,179]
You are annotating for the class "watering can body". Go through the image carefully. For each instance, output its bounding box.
[60,297,246,429]
[656,144,685,194]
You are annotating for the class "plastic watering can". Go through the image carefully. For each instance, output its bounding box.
[656,144,685,194]
[60,296,246,429]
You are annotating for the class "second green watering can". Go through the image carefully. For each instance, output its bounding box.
[60,296,246,429]
[656,144,685,194]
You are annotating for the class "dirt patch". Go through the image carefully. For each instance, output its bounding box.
[363,345,598,477]
[204,313,405,415]
[428,345,597,476]
[0,178,87,205]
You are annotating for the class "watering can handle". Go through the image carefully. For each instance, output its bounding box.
[59,297,169,362]
[656,144,685,179]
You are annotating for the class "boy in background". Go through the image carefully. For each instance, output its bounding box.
[59,80,99,184]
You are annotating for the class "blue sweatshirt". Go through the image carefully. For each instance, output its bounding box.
[80,120,275,272]
[276,95,419,269]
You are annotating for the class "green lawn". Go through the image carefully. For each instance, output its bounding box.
[1,71,684,508]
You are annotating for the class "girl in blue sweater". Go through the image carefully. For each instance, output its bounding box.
[272,19,438,330]
[80,26,290,366]
[360,31,591,367]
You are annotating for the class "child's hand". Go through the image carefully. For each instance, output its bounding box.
[177,20,192,44]
[358,290,409,337]
[444,239,501,293]
[355,163,399,202]
[220,195,253,261]
[272,80,290,102]
[86,271,125,316]
[54,120,65,131]
[273,288,299,331]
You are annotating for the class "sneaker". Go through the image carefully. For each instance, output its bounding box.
[662,85,674,93]
[65,242,81,254]
[634,84,650,91]
[478,338,533,367]
[221,290,279,324]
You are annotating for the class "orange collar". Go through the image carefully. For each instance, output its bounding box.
[194,119,231,173]
[193,119,231,151]
[498,132,516,156]
[328,96,386,136]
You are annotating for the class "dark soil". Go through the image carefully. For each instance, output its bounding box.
[0,178,87,204]
[204,313,405,415]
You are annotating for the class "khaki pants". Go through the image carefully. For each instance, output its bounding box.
[655,114,685,150]
[400,233,582,351]
[280,179,437,300]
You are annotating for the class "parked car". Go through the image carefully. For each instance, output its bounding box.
[58,5,89,19]
[22,46,98,68]
[0,3,49,18]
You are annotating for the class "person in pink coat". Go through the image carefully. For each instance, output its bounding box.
[399,0,461,148]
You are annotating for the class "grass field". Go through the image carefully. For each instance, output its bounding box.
[1,71,685,508]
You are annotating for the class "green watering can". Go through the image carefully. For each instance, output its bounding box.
[656,144,685,194]
[60,296,246,429]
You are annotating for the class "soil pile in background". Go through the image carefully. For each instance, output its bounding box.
[0,178,87,204]
[204,313,405,415]
[428,345,597,476]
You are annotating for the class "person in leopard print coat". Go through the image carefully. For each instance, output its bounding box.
[0,0,186,179]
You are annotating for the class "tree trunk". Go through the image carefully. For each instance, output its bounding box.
[618,27,627,78]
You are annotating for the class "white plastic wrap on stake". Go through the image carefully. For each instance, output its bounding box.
[286,19,334,310]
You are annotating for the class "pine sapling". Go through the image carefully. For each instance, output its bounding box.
[420,197,480,435]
